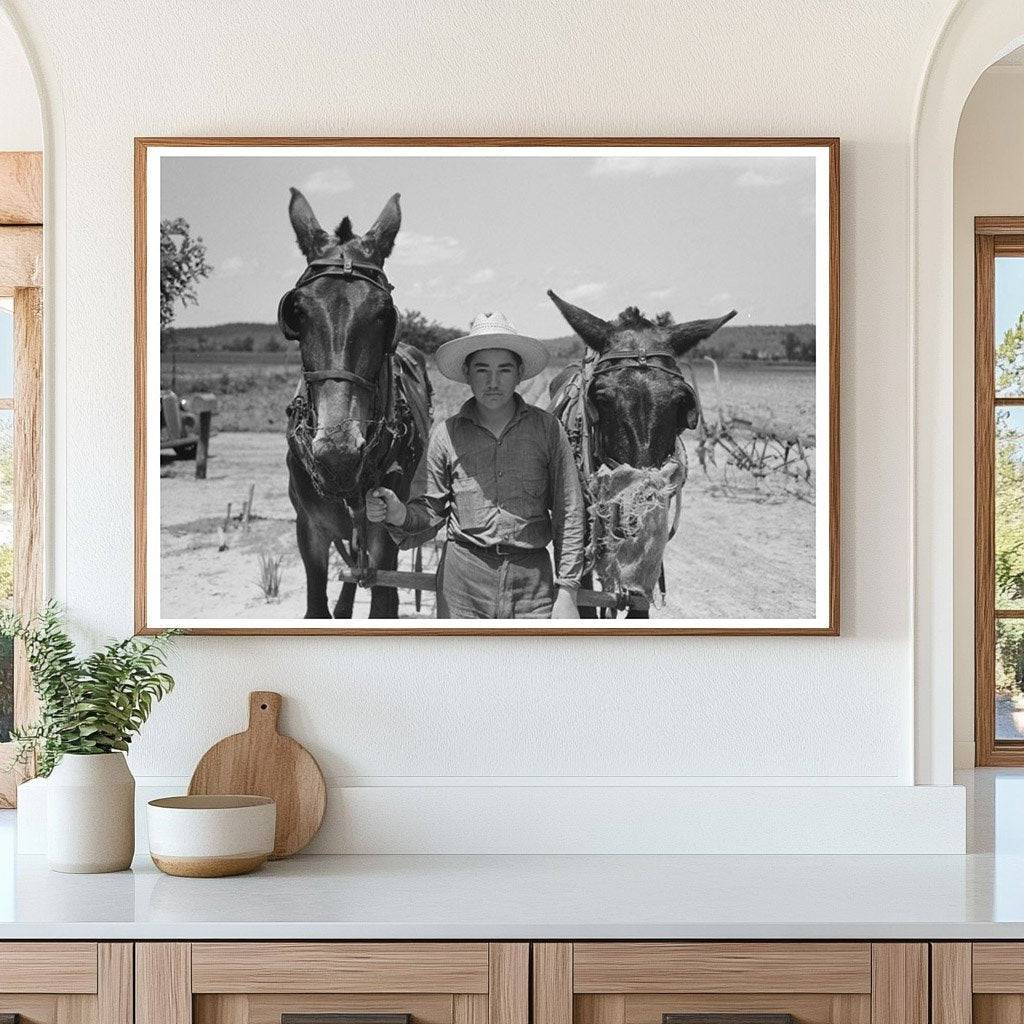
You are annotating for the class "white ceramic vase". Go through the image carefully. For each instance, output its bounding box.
[46,752,135,873]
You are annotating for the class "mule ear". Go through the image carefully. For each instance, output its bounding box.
[364,192,401,261]
[289,188,331,261]
[667,309,738,356]
[547,289,613,354]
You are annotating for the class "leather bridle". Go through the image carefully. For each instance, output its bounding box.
[278,252,399,393]
[578,343,696,549]
[280,252,403,500]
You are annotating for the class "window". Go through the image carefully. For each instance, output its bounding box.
[0,299,12,744]
[0,150,43,805]
[976,220,1024,764]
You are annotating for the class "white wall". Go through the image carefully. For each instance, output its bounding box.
[952,66,1024,768]
[0,8,39,151]
[0,0,973,851]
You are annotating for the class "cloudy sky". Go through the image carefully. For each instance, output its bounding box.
[160,148,818,337]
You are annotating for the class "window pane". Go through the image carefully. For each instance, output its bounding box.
[997,407,1024,609]
[997,619,1024,740]
[0,410,11,742]
[996,257,1024,396]
[0,300,11,399]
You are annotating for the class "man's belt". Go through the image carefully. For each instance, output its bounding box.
[450,536,537,558]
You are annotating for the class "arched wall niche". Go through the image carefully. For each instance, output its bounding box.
[0,5,42,150]
[914,0,1024,785]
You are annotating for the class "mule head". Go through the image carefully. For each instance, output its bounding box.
[548,290,736,468]
[281,189,401,489]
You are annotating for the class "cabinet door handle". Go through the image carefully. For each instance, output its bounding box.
[283,1015,412,1024]
[664,1016,797,1024]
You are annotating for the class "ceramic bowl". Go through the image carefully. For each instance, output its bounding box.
[147,795,276,877]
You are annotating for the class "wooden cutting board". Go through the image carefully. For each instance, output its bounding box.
[188,691,326,859]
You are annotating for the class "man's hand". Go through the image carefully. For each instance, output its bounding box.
[552,587,580,619]
[365,487,407,526]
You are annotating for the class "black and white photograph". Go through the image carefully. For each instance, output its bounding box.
[138,140,837,633]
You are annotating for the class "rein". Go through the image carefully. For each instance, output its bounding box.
[281,253,404,500]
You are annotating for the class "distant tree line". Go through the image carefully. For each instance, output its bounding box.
[162,309,817,365]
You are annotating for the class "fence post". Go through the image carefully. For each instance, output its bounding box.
[187,392,217,480]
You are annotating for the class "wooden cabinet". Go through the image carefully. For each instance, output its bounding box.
[931,943,1024,1024]
[533,943,928,1024]
[0,938,951,1024]
[0,942,132,1024]
[136,943,528,1024]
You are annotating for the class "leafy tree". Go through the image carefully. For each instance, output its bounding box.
[996,314,1024,611]
[397,309,462,354]
[160,217,213,329]
[997,621,1024,692]
[996,409,1024,606]
[782,330,816,362]
[654,311,675,328]
[998,311,1024,394]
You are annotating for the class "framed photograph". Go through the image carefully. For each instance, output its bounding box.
[135,137,838,635]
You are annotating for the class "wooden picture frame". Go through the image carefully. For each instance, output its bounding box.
[0,151,43,806]
[135,137,839,636]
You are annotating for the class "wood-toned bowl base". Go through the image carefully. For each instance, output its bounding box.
[151,853,268,877]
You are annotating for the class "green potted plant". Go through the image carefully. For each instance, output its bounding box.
[2,603,177,873]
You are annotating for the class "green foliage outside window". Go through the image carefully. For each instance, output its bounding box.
[995,314,1024,697]
[996,314,1024,610]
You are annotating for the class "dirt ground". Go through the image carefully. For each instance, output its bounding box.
[159,427,816,622]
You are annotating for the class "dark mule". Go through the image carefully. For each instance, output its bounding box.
[281,189,431,618]
[547,290,736,618]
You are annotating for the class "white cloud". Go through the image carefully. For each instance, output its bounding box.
[301,168,355,196]
[389,231,465,266]
[217,255,258,278]
[589,155,702,178]
[466,267,496,285]
[646,287,676,302]
[735,169,786,189]
[563,281,607,302]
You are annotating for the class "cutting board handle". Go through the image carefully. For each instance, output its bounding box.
[248,691,282,734]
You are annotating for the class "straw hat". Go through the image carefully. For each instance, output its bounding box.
[435,311,549,382]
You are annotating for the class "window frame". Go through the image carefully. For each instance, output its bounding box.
[0,151,43,806]
[975,217,1024,765]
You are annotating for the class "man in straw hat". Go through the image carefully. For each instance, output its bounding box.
[366,312,585,619]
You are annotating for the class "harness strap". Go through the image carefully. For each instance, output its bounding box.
[592,353,692,386]
[304,368,378,391]
[300,257,394,295]
[665,437,687,543]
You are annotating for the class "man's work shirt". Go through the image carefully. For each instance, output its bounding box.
[390,394,586,589]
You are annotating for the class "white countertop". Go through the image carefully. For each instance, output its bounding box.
[0,848,1022,940]
[0,769,1021,941]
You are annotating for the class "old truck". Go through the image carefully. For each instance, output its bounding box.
[160,391,217,475]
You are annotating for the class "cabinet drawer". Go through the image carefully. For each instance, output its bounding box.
[535,944,925,1024]
[139,942,528,1024]
[191,943,490,993]
[572,943,872,994]
[0,942,98,993]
